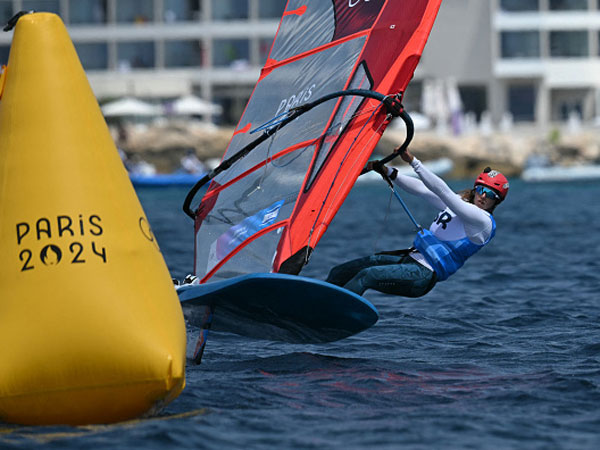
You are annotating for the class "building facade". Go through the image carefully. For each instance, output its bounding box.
[493,0,600,127]
[0,0,284,123]
[1,0,599,128]
[418,0,600,129]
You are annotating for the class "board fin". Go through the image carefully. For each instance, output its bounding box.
[192,305,215,364]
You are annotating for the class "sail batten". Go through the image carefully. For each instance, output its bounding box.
[192,0,442,282]
[259,28,372,81]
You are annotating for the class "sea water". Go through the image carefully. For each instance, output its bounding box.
[2,179,599,449]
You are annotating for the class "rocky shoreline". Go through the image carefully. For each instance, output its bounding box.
[379,127,600,178]
[115,120,600,179]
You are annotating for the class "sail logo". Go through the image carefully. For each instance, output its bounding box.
[209,200,285,270]
[15,214,107,272]
[349,0,370,7]
[275,84,316,117]
[262,210,279,225]
[261,202,283,225]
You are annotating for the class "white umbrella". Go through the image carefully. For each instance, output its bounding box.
[170,95,222,116]
[101,97,162,117]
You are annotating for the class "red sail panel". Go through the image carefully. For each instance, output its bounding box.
[193,0,442,282]
[332,0,385,41]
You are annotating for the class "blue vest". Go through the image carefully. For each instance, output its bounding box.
[412,216,496,281]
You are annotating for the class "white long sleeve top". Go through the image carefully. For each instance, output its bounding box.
[388,158,494,269]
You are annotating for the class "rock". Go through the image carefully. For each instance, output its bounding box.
[377,130,521,178]
[112,120,600,178]
[115,120,234,173]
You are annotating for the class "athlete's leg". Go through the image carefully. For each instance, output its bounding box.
[326,254,403,287]
[343,258,436,297]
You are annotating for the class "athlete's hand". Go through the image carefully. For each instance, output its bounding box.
[399,148,414,164]
[367,160,387,176]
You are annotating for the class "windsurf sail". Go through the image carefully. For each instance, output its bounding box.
[185,0,442,283]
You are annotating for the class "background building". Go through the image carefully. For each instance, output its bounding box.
[1,0,599,128]
[418,0,600,130]
[0,0,284,123]
[492,0,600,128]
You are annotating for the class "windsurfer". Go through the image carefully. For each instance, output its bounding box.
[325,148,509,297]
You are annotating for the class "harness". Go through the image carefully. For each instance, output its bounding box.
[412,216,496,281]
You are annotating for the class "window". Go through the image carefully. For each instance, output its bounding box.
[501,31,540,58]
[163,0,201,22]
[75,42,108,70]
[258,0,286,19]
[459,86,487,121]
[508,85,536,121]
[116,0,154,23]
[23,1,60,14]
[550,31,588,57]
[549,0,588,10]
[500,0,539,11]
[212,0,248,20]
[212,39,250,68]
[1,1,13,26]
[165,40,203,67]
[117,41,155,69]
[69,0,107,24]
[552,89,585,121]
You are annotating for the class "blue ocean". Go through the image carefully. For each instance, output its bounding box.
[2,179,599,449]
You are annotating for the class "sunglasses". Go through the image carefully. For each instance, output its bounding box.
[475,185,500,201]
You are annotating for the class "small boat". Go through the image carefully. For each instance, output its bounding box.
[129,171,206,187]
[521,164,600,182]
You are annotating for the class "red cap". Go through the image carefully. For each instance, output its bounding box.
[475,167,509,201]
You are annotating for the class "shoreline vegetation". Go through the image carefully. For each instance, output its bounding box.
[112,120,600,179]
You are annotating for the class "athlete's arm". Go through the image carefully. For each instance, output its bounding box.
[387,167,447,210]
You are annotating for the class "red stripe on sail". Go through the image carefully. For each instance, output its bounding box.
[233,123,252,136]
[200,138,321,202]
[258,58,280,81]
[200,220,291,283]
[257,28,370,82]
[283,5,307,17]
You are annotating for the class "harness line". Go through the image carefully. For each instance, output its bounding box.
[380,170,422,232]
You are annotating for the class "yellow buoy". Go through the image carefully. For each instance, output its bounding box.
[0,13,186,425]
[0,65,7,99]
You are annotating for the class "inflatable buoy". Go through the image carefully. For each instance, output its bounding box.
[0,13,186,425]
